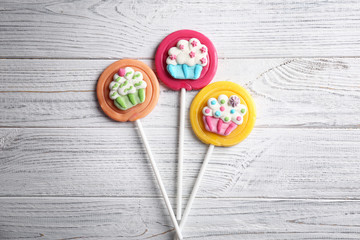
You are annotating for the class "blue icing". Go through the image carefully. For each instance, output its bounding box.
[167,64,203,80]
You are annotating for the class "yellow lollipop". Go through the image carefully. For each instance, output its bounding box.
[190,81,256,146]
[175,81,256,239]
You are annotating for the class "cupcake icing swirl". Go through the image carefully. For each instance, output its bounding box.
[166,38,208,67]
[109,67,147,100]
[202,94,247,125]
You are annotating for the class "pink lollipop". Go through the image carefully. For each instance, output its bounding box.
[155,30,218,220]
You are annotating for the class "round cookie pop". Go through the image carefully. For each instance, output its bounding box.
[97,59,183,239]
[155,30,218,219]
[175,81,256,239]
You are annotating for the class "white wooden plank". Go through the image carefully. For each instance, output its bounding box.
[1,0,360,58]
[1,128,359,199]
[1,58,359,128]
[0,197,359,240]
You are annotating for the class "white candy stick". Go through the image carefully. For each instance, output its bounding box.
[135,119,183,240]
[174,144,215,240]
[177,88,186,220]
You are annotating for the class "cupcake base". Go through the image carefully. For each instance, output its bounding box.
[167,64,202,80]
[203,116,237,136]
[114,89,145,110]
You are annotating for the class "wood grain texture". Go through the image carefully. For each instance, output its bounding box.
[1,0,360,58]
[0,197,359,240]
[1,127,359,199]
[1,1,360,239]
[1,58,359,128]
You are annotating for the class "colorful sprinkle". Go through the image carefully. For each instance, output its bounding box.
[120,80,128,88]
[189,51,195,58]
[118,68,126,77]
[241,108,246,113]
[112,83,119,89]
[200,57,206,64]
[220,106,225,111]
[200,47,207,53]
[205,109,210,114]
[124,86,133,93]
[215,111,221,117]
[229,95,240,107]
[191,41,198,47]
[125,71,132,77]
[170,54,177,60]
[220,99,225,104]
[179,44,184,50]
[211,100,216,105]
[230,109,235,114]
[132,73,141,79]
[225,116,230,121]
[134,82,142,87]
[237,116,242,121]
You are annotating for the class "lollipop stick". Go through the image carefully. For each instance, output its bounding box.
[135,119,183,240]
[177,87,186,220]
[174,144,215,239]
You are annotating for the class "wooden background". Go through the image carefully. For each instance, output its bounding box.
[1,0,360,239]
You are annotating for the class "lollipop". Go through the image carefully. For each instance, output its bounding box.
[97,59,183,239]
[175,81,256,239]
[155,30,218,219]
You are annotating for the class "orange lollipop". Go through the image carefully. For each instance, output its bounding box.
[175,81,256,239]
[97,59,159,121]
[97,59,183,239]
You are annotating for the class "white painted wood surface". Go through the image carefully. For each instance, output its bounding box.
[0,0,360,239]
[1,0,360,58]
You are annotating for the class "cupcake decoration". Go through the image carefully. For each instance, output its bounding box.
[202,94,247,136]
[166,38,208,80]
[109,67,147,110]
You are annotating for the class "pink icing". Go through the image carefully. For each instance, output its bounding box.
[236,116,242,121]
[203,116,237,136]
[224,122,237,136]
[205,108,210,114]
[189,51,195,58]
[118,68,126,77]
[191,41,198,47]
[170,54,177,60]
[200,47,207,53]
[179,44,184,50]
[200,57,206,64]
[205,116,214,132]
[220,106,225,111]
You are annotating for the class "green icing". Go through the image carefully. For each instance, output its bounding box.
[124,86,133,93]
[138,88,145,102]
[112,83,119,90]
[134,82,143,87]
[220,99,225,104]
[241,108,246,113]
[225,116,229,121]
[115,96,127,109]
[115,77,122,82]
[111,91,118,97]
[125,71,132,77]
[113,89,146,111]
[128,93,136,105]
[120,80,128,88]
[132,73,141,79]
